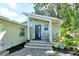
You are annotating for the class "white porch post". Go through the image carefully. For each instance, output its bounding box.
[27,16,30,40]
[49,20,52,43]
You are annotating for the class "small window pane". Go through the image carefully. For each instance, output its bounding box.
[19,28,25,36]
[44,25,48,31]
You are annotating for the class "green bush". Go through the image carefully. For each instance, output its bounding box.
[60,28,79,49]
[53,44,59,49]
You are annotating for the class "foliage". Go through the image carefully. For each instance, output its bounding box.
[59,4,79,30]
[60,27,79,49]
[33,3,61,18]
[33,3,48,15]
[59,4,79,49]
[53,44,59,49]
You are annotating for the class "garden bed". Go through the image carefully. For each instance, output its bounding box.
[52,45,79,56]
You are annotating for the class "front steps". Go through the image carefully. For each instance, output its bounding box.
[24,40,53,49]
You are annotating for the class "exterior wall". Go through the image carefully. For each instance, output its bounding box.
[0,20,27,51]
[52,20,60,41]
[52,25,59,39]
[29,19,49,41]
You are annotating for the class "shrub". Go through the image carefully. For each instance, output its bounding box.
[60,28,79,49]
[53,44,59,49]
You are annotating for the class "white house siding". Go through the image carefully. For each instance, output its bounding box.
[51,20,60,41]
[29,19,49,41]
[0,20,27,51]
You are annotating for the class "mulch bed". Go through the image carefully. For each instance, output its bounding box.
[52,46,79,56]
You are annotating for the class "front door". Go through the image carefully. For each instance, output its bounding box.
[35,25,41,40]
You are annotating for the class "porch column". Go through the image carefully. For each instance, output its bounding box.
[49,20,53,43]
[27,16,30,40]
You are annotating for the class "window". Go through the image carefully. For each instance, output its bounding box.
[44,25,48,31]
[19,28,25,36]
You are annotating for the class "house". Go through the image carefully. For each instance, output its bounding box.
[0,13,62,53]
[24,13,62,44]
[0,16,27,52]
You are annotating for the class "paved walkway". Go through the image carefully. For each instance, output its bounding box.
[7,48,72,56]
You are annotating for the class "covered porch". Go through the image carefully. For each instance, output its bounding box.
[25,13,61,43]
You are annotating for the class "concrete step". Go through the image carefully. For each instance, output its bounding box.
[24,41,52,49]
[30,40,50,44]
[24,45,52,49]
[27,43,52,47]
[30,40,50,43]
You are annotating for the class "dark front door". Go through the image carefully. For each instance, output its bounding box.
[35,25,41,40]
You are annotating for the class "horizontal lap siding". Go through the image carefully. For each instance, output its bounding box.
[52,20,60,40]
[0,20,27,51]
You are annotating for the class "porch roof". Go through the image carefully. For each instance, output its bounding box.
[23,13,62,22]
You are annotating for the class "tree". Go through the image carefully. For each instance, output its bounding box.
[33,3,61,18]
[33,3,48,15]
[59,4,79,31]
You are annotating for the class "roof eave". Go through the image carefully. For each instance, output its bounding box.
[23,12,62,22]
[0,16,27,26]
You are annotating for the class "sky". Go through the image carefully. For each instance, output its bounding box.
[0,3,35,23]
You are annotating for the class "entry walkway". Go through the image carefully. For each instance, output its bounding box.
[8,48,50,56]
[7,48,72,56]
